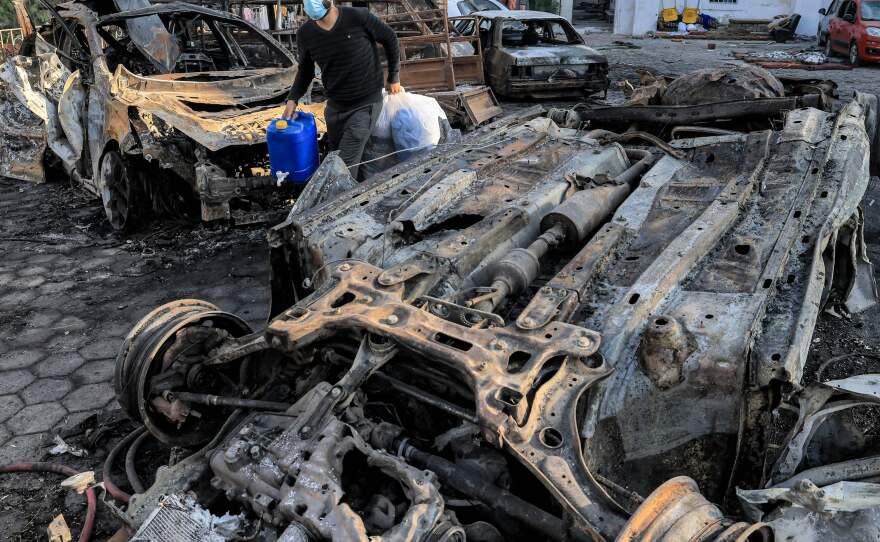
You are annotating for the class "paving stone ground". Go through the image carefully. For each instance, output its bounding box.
[0,179,270,464]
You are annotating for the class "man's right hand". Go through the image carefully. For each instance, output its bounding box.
[282,100,297,119]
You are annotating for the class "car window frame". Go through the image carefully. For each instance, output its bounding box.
[827,0,840,16]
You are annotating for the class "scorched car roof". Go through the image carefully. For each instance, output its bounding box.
[471,9,571,20]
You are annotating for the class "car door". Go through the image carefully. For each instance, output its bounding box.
[830,0,850,51]
[821,0,840,38]
[842,0,859,49]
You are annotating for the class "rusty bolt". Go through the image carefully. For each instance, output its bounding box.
[301,425,311,435]
[577,337,591,348]
[385,315,399,325]
[477,361,487,371]
[540,286,552,295]
[338,263,352,272]
[330,387,342,397]
[521,317,536,327]
[271,336,283,349]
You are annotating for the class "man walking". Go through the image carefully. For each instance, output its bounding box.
[283,0,402,179]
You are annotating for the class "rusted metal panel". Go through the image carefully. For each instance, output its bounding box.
[112,0,181,73]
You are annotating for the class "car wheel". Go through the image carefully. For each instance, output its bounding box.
[99,150,135,231]
[848,42,861,66]
[824,39,834,58]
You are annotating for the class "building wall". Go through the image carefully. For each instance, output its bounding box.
[613,0,825,36]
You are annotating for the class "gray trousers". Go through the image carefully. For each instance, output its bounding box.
[325,98,383,181]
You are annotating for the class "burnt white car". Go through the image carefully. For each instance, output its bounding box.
[469,10,609,99]
[0,1,324,230]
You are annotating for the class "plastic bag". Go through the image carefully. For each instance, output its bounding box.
[373,91,446,159]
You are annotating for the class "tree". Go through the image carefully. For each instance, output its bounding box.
[0,0,48,31]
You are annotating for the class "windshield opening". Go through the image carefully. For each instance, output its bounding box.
[500,19,582,47]
[863,0,880,20]
[98,12,291,76]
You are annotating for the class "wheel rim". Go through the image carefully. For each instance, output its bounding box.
[114,299,253,446]
[100,152,131,230]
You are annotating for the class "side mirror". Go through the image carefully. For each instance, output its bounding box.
[818,8,826,15]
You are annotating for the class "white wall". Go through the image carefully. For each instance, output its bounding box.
[561,0,574,25]
[613,0,659,35]
[613,0,824,36]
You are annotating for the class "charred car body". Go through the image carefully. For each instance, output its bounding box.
[114,67,880,541]
[0,0,322,229]
[460,10,608,99]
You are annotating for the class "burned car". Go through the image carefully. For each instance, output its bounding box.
[111,67,880,541]
[462,10,608,99]
[0,0,323,229]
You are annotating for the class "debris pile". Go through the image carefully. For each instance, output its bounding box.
[65,65,879,541]
[734,50,853,71]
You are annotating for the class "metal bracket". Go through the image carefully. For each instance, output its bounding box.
[418,294,505,328]
[377,252,437,286]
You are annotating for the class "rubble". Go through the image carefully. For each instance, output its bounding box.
[95,65,880,541]
[733,50,854,71]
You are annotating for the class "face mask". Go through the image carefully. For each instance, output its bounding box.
[304,0,329,20]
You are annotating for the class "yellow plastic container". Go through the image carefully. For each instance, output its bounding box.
[681,7,699,24]
[661,6,679,22]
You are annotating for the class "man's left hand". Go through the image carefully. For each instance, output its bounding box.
[388,82,404,94]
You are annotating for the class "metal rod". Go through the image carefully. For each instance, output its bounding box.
[170,391,291,411]
[371,372,478,423]
[401,443,570,541]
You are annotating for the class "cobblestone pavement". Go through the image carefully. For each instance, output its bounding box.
[0,178,269,465]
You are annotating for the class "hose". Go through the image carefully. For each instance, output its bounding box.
[124,430,149,495]
[586,129,687,160]
[103,426,146,503]
[0,462,96,542]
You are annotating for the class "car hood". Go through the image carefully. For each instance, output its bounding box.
[112,65,325,151]
[499,44,607,66]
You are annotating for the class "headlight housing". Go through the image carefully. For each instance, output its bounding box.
[867,27,880,37]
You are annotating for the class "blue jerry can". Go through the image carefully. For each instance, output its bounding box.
[267,113,319,184]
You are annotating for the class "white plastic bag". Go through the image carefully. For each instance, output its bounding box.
[373,91,446,160]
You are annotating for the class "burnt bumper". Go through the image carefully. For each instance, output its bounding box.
[504,76,609,99]
[196,161,278,222]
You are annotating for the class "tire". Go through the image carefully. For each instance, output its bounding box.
[98,150,136,231]
[848,42,861,66]
[825,39,834,58]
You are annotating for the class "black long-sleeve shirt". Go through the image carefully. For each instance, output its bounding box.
[287,7,400,109]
